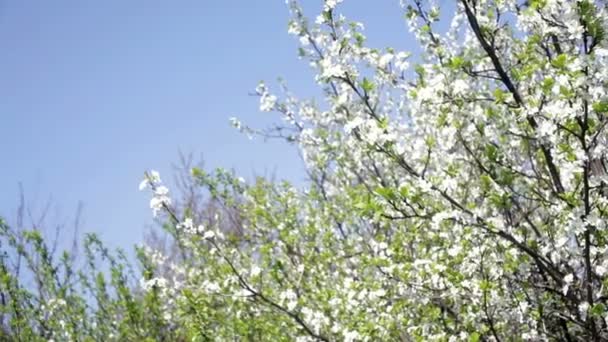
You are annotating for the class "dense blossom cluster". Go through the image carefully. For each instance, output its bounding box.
[4,0,608,340]
[139,170,171,217]
[137,0,608,340]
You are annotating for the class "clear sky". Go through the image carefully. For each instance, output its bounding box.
[0,1,414,251]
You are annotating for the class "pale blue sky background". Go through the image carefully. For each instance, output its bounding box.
[0,1,414,251]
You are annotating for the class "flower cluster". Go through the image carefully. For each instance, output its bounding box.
[139,170,171,217]
[139,0,608,340]
[9,0,608,338]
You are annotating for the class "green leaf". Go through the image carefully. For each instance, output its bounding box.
[551,54,568,69]
[497,169,515,186]
[376,187,397,201]
[415,64,426,78]
[480,176,494,193]
[559,85,575,99]
[593,100,608,114]
[448,56,465,69]
[361,78,375,93]
[485,144,498,162]
[378,117,389,130]
[579,1,604,44]
[591,303,605,317]
[399,186,410,198]
[530,0,547,9]
[322,10,332,22]
[479,279,493,291]
[542,78,555,94]
[493,88,506,103]
[191,167,205,178]
[468,332,481,342]
[354,32,365,47]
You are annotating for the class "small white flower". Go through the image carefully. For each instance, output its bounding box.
[250,265,262,277]
[537,120,554,138]
[343,330,360,342]
[595,48,608,57]
[394,51,410,72]
[519,301,529,313]
[178,218,194,233]
[149,170,161,182]
[287,21,300,35]
[452,79,469,95]
[140,277,168,292]
[556,235,569,248]
[344,117,365,134]
[255,82,267,95]
[260,93,277,112]
[579,301,590,316]
[315,14,326,25]
[229,117,242,129]
[324,0,343,11]
[154,185,169,196]
[138,179,148,191]
[447,245,461,257]
[235,288,254,297]
[378,53,393,68]
[140,170,161,190]
[203,230,215,239]
[150,197,164,217]
[280,290,298,310]
[320,58,345,79]
[299,35,310,46]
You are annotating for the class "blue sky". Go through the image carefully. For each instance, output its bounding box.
[0,1,413,251]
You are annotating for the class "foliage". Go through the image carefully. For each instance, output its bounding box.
[164,0,608,339]
[7,0,608,340]
[0,217,189,341]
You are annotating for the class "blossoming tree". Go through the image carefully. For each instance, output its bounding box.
[141,0,608,340]
[4,0,608,340]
